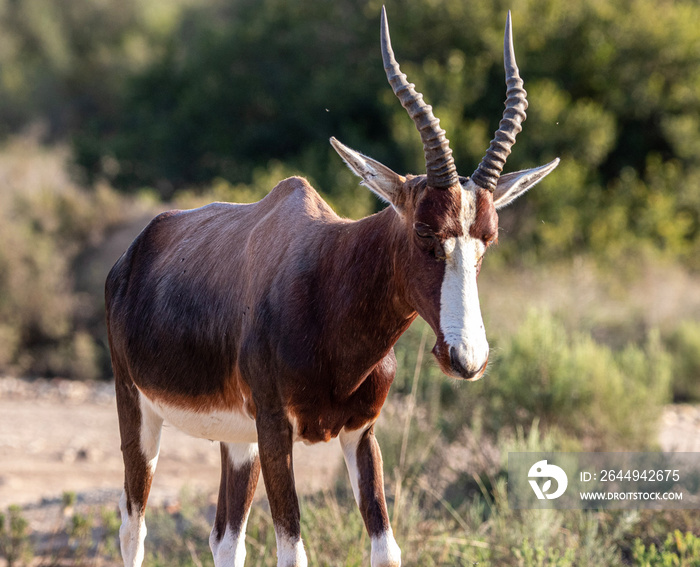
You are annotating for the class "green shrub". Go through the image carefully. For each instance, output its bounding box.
[0,136,147,379]
[513,538,576,567]
[665,320,700,402]
[632,530,700,566]
[467,310,671,450]
[145,491,213,567]
[0,505,33,567]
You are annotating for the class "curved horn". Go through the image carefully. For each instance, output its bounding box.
[381,6,459,189]
[471,11,528,192]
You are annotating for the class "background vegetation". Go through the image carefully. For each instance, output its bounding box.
[0,0,699,564]
[0,0,699,379]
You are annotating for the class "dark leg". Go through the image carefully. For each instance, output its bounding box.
[210,442,261,566]
[256,412,307,567]
[340,425,401,567]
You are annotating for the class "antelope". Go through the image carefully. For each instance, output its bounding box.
[106,7,558,567]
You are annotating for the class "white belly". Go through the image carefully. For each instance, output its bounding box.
[140,392,258,444]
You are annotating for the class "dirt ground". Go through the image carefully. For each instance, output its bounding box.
[1,376,698,518]
[0,377,344,512]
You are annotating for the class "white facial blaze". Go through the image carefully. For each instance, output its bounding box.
[439,187,490,376]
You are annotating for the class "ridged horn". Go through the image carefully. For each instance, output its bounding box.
[471,11,528,192]
[380,6,459,189]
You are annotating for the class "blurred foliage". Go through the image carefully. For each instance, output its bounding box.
[0,0,203,140]
[73,0,394,201]
[0,0,696,262]
[58,0,700,265]
[632,530,700,567]
[392,311,672,451]
[3,471,699,566]
[479,311,672,449]
[0,499,120,566]
[0,505,32,567]
[2,397,700,566]
[0,3,699,560]
[0,0,697,393]
[0,135,148,379]
[664,320,700,403]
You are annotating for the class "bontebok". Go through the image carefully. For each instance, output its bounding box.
[106,7,558,567]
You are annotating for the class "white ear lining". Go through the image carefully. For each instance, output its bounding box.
[493,158,560,210]
[330,137,405,209]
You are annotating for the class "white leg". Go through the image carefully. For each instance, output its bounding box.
[119,491,147,567]
[210,524,248,567]
[370,532,402,567]
[339,426,364,506]
[275,528,308,567]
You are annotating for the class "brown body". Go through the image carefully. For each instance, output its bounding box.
[107,8,558,567]
[107,177,414,442]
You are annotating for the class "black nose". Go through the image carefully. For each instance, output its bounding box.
[449,346,483,380]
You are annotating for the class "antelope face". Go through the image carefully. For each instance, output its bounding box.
[413,180,497,380]
[400,175,538,380]
[331,7,559,380]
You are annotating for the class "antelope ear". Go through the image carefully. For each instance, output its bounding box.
[493,158,560,210]
[330,137,406,212]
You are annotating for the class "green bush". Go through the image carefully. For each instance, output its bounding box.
[632,530,700,566]
[59,0,700,266]
[0,136,144,379]
[513,538,576,567]
[0,505,32,567]
[1,0,700,271]
[665,320,700,403]
[452,310,671,450]
[142,490,214,567]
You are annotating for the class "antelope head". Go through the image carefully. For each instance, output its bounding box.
[332,8,559,380]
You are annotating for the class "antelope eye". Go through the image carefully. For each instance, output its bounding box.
[414,223,433,239]
[413,223,446,260]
